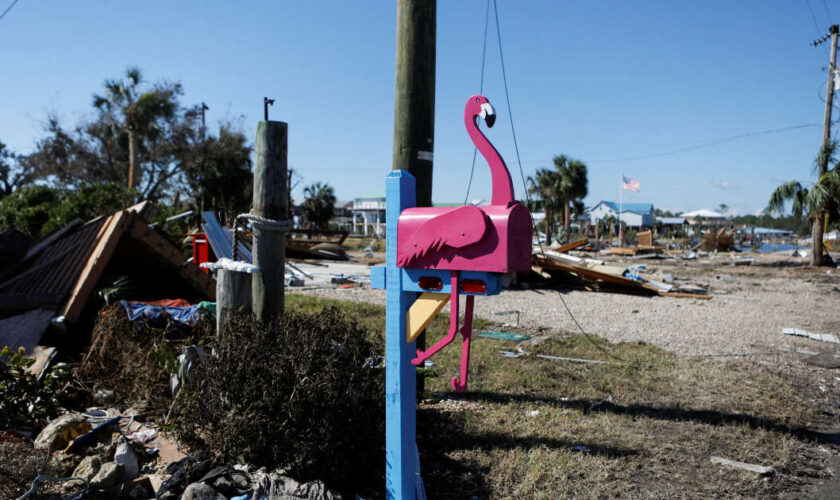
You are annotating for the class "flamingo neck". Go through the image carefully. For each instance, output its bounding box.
[465,113,515,206]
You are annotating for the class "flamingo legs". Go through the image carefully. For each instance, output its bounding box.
[411,271,476,393]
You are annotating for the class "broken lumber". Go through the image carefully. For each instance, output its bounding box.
[552,237,588,253]
[710,456,774,476]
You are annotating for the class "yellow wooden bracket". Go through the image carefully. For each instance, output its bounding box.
[406,292,450,343]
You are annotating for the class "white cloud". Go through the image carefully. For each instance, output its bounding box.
[711,180,733,190]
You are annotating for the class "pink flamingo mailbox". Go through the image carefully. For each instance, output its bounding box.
[371,95,531,498]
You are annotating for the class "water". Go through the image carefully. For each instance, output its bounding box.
[735,243,804,254]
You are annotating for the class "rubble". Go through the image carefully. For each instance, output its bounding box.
[33,413,91,452]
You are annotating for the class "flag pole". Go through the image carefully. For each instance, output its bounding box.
[619,172,623,248]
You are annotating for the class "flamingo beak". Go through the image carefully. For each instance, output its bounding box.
[479,102,496,128]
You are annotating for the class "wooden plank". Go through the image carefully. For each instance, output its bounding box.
[384,170,418,499]
[710,456,774,475]
[62,212,129,322]
[609,247,637,255]
[553,237,588,253]
[659,292,712,300]
[406,292,449,343]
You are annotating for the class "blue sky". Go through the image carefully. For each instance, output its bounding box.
[0,1,836,215]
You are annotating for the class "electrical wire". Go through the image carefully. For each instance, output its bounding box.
[584,123,821,164]
[0,0,20,23]
[821,0,832,23]
[490,0,623,362]
[464,0,491,204]
[806,0,831,56]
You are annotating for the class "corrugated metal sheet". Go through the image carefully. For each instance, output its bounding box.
[201,211,252,263]
[0,217,108,302]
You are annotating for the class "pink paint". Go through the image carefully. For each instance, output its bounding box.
[399,95,532,392]
[397,95,532,272]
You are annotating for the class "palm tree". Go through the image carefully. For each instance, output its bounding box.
[302,182,336,230]
[527,168,560,244]
[768,141,840,265]
[92,67,177,190]
[553,155,588,242]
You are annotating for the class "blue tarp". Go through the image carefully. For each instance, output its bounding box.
[117,300,204,331]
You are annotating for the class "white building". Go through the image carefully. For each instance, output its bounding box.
[351,193,386,236]
[588,201,654,228]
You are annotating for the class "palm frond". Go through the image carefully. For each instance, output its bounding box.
[767,181,805,217]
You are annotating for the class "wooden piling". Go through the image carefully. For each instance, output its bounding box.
[216,268,252,336]
[252,121,288,323]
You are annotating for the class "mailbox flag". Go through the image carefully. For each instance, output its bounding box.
[622,176,640,192]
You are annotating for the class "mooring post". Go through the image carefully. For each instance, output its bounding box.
[252,120,288,322]
[216,267,252,336]
[384,170,419,499]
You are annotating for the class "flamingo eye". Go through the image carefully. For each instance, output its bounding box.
[475,98,479,102]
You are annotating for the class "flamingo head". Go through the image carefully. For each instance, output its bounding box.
[467,95,496,128]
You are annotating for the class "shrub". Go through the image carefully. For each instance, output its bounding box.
[175,307,384,495]
[78,307,212,410]
[0,346,69,431]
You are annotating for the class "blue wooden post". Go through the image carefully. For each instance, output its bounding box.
[385,170,417,499]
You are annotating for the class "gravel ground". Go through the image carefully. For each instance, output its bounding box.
[293,252,840,356]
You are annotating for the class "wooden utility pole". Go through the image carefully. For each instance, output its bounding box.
[393,0,436,398]
[813,24,839,266]
[252,120,288,322]
[393,0,436,206]
[216,267,252,336]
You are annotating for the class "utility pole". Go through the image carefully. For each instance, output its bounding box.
[200,102,209,139]
[393,0,436,401]
[813,24,838,266]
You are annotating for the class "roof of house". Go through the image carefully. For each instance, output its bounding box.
[681,209,725,218]
[0,204,215,353]
[591,201,654,214]
[658,217,687,224]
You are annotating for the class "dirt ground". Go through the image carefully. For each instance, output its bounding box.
[290,250,840,498]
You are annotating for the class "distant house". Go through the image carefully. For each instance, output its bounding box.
[588,200,654,228]
[351,193,386,236]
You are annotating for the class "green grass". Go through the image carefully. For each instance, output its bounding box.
[286,294,837,499]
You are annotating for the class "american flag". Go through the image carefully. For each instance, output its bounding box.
[622,176,640,192]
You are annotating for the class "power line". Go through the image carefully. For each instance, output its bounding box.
[490,0,623,362]
[463,0,491,204]
[806,0,831,56]
[822,0,832,23]
[0,0,20,23]
[579,123,821,164]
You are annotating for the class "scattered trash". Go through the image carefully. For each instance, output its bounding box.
[715,274,736,283]
[492,310,521,327]
[782,328,839,344]
[126,429,157,444]
[710,456,774,476]
[33,413,92,452]
[572,445,588,452]
[534,354,625,366]
[500,347,527,358]
[528,410,539,417]
[93,389,114,404]
[804,351,840,369]
[423,360,435,367]
[479,331,531,342]
[114,436,139,482]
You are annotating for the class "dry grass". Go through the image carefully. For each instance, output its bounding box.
[286,294,838,499]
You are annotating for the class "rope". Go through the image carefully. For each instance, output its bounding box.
[232,211,291,261]
[490,0,623,363]
[464,0,492,204]
[17,475,87,500]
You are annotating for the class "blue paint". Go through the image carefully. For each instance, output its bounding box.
[371,266,502,296]
[383,170,418,500]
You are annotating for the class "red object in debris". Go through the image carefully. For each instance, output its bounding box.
[193,234,210,272]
